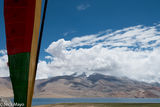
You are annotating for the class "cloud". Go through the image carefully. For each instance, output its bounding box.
[36,24,160,83]
[62,31,76,37]
[77,4,90,11]
[1,24,160,83]
[0,50,9,77]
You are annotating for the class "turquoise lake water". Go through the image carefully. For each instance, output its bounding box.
[25,98,160,106]
[10,98,160,106]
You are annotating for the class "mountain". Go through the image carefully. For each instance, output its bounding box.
[0,77,13,97]
[1,73,160,98]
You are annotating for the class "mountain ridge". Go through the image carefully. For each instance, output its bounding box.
[1,73,160,98]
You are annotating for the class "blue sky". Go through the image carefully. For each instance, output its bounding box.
[1,0,160,59]
[1,0,160,82]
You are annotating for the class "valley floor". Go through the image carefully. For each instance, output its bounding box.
[34,103,160,107]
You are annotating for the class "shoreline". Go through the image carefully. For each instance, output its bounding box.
[33,103,160,107]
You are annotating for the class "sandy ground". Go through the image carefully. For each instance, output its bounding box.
[33,103,160,107]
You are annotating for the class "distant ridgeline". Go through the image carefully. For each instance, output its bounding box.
[1,73,160,98]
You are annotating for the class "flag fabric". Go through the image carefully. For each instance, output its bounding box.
[4,0,42,106]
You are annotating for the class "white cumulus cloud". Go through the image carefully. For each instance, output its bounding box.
[36,24,160,83]
[0,50,9,77]
[1,24,160,83]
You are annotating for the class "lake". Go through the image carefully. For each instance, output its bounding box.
[29,98,160,106]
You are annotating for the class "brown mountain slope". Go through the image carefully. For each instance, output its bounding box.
[34,73,160,98]
[1,73,160,98]
[0,77,13,97]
